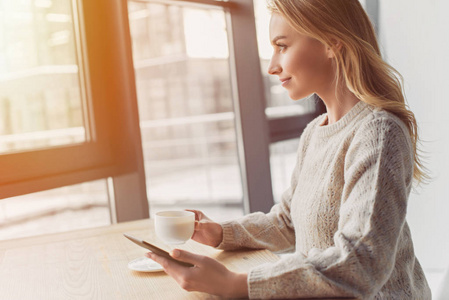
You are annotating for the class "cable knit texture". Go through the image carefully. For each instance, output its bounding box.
[218,101,431,299]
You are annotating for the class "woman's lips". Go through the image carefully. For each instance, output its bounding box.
[280,78,291,87]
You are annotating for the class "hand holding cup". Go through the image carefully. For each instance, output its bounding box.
[187,209,223,248]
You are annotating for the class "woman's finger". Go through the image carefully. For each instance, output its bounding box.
[186,209,211,222]
[145,252,188,275]
[194,220,208,232]
[170,249,207,266]
[194,220,199,231]
[145,252,170,268]
[185,209,201,221]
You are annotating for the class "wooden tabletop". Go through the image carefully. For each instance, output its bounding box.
[0,219,280,299]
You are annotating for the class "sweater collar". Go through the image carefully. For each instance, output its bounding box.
[315,101,370,138]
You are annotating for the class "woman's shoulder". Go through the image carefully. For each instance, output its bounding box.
[349,105,413,159]
[356,105,411,142]
[345,105,415,186]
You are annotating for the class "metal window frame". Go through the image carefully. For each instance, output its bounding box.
[225,0,274,213]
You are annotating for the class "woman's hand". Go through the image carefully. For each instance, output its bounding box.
[146,249,248,298]
[186,210,223,248]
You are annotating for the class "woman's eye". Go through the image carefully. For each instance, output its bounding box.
[276,44,287,52]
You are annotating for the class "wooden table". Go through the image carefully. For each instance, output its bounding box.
[0,219,280,299]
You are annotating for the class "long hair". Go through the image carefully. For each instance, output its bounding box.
[268,0,427,184]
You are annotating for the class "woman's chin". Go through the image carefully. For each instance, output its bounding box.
[288,91,310,101]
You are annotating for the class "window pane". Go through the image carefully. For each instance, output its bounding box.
[253,1,316,119]
[0,179,110,241]
[269,138,300,203]
[0,0,88,154]
[128,2,244,221]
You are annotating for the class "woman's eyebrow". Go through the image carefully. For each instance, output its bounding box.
[271,35,287,45]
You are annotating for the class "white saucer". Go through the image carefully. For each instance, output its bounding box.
[128,257,164,272]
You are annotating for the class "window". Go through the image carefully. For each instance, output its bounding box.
[0,0,86,154]
[128,1,244,220]
[0,0,148,229]
[1,0,108,197]
[269,138,300,203]
[128,0,276,216]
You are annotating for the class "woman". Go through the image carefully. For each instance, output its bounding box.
[147,0,432,298]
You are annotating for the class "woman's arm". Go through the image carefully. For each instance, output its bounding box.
[186,205,296,252]
[217,197,296,252]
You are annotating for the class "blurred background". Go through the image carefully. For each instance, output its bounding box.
[0,0,447,296]
[0,0,316,237]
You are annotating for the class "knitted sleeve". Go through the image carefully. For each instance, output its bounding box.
[247,117,414,299]
[216,186,296,253]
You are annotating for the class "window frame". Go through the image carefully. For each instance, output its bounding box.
[225,0,274,213]
[0,0,149,221]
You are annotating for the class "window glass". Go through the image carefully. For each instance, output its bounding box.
[0,179,110,241]
[0,0,88,154]
[128,1,244,221]
[253,1,316,119]
[269,138,300,203]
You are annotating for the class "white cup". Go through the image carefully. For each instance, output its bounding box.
[154,210,195,245]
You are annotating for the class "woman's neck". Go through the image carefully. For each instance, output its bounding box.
[317,88,360,125]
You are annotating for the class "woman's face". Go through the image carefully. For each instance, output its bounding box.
[268,13,335,100]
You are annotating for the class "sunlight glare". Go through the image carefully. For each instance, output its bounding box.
[183,9,228,59]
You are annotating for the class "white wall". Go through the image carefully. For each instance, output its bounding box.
[378,0,449,271]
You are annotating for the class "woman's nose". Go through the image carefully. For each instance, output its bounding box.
[268,59,281,75]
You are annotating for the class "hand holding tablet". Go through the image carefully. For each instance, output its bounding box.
[124,233,194,268]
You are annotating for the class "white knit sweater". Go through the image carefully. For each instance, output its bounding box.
[218,101,431,299]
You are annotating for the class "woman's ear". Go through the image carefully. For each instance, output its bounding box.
[326,39,342,58]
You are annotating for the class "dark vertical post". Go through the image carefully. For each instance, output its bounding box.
[226,0,274,213]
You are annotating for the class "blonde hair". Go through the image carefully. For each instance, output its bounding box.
[268,0,427,184]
